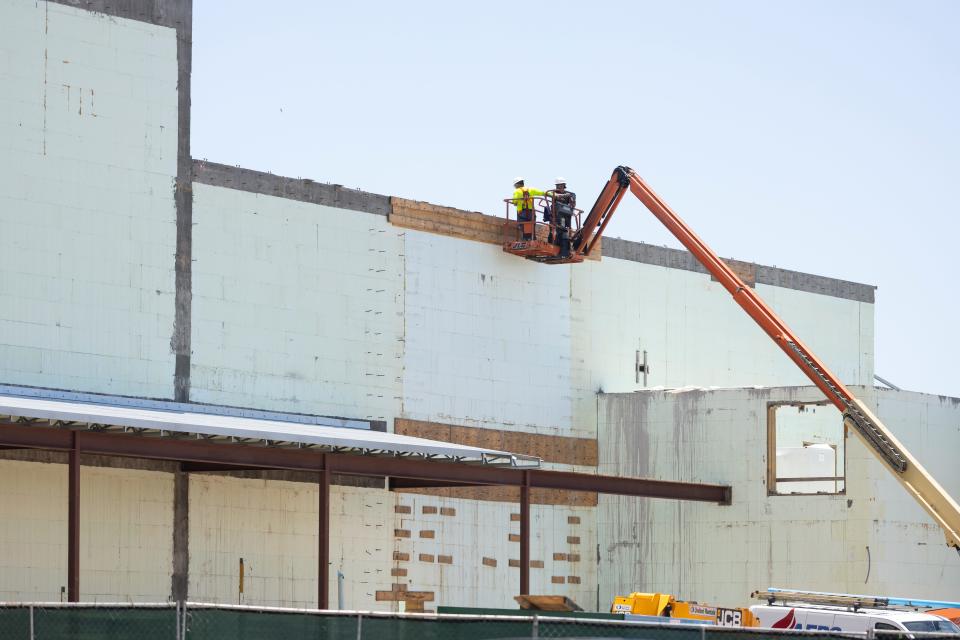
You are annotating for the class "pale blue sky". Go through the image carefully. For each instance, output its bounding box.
[192,1,959,397]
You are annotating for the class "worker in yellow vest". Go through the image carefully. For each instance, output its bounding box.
[511,177,545,240]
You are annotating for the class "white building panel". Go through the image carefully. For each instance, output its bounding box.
[0,459,173,602]
[0,1,178,398]
[190,184,403,421]
[189,475,394,609]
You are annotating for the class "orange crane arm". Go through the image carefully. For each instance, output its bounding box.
[576,166,960,550]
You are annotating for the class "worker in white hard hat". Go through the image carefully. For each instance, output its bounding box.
[545,178,577,246]
[511,177,545,240]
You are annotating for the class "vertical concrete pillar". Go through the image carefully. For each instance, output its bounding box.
[171,465,189,601]
[520,471,530,596]
[318,462,330,609]
[67,432,79,602]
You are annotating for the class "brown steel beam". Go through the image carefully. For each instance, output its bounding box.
[318,461,330,609]
[519,470,530,597]
[0,423,731,504]
[529,469,732,504]
[387,477,492,490]
[67,432,79,602]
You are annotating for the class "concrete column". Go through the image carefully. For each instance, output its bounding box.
[171,465,189,601]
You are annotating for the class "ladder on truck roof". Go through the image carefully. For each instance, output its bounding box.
[753,588,960,612]
[505,165,960,552]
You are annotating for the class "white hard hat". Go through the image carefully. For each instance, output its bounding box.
[555,177,567,185]
[514,176,524,185]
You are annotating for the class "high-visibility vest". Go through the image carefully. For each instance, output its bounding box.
[512,187,544,212]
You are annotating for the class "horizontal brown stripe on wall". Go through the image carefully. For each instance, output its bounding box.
[394,419,597,467]
[396,485,598,507]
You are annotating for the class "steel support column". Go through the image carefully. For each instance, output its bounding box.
[318,460,330,609]
[519,470,530,596]
[67,432,79,602]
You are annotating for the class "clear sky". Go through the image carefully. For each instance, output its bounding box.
[192,1,959,397]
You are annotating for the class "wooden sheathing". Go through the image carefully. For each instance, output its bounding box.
[390,197,503,244]
[389,197,601,260]
[393,418,599,506]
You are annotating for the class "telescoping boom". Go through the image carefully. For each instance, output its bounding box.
[526,166,960,550]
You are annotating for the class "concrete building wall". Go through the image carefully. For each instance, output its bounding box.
[0,0,179,398]
[597,386,960,607]
[0,459,173,602]
[190,183,403,421]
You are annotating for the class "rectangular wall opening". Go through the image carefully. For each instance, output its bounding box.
[767,401,845,495]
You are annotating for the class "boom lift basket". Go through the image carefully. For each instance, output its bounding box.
[502,195,586,264]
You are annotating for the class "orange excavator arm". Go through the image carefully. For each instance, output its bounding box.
[576,166,960,550]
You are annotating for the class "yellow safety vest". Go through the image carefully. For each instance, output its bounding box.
[512,187,545,212]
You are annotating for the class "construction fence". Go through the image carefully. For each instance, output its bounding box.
[0,603,957,640]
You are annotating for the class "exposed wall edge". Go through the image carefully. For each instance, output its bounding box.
[602,237,876,303]
[47,0,191,30]
[193,160,391,217]
[191,160,874,303]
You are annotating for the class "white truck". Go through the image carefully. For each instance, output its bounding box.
[750,604,960,633]
[751,589,960,634]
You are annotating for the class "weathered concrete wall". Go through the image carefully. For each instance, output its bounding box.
[0,1,179,398]
[597,386,960,607]
[0,459,173,602]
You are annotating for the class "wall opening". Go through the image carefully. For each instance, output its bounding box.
[766,401,845,495]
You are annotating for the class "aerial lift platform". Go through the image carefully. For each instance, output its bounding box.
[502,166,960,552]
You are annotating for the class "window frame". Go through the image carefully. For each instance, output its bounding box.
[766,400,847,496]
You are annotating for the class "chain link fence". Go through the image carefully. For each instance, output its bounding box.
[0,603,957,640]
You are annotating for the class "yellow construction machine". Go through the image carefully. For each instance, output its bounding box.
[611,592,758,627]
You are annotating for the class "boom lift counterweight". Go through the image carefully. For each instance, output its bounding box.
[503,166,960,551]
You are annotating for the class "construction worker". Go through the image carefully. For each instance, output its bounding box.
[547,178,577,250]
[511,177,545,240]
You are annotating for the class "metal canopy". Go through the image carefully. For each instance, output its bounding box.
[0,392,540,467]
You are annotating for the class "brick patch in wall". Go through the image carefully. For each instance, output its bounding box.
[482,557,497,567]
[395,529,411,538]
[567,516,580,525]
[567,576,581,584]
[440,507,456,516]
[375,584,435,603]
[393,552,410,562]
[395,505,411,514]
[530,560,544,569]
[391,568,407,577]
[568,553,581,562]
[551,576,565,584]
[508,534,520,542]
[553,553,567,561]
[420,530,435,539]
[422,505,438,514]
[419,554,434,563]
[510,513,521,521]
[509,559,520,568]
[438,555,453,564]
[567,536,580,544]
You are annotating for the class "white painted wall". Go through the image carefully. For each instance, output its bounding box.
[190,184,403,421]
[0,459,173,602]
[597,386,960,608]
[188,475,394,610]
[402,230,575,436]
[0,1,178,398]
